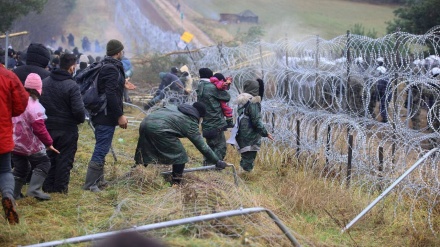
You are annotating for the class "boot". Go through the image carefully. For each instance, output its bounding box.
[83,161,104,192]
[171,172,183,185]
[2,194,19,224]
[13,177,25,200]
[26,169,51,200]
[172,164,185,185]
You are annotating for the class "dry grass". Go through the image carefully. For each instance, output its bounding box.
[0,107,439,246]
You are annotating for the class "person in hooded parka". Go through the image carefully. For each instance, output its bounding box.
[134,102,227,184]
[233,79,273,172]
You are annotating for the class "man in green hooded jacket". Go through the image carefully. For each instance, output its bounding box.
[134,102,227,184]
[196,68,231,164]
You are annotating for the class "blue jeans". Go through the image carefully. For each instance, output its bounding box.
[90,125,116,164]
[0,153,14,197]
[0,153,12,174]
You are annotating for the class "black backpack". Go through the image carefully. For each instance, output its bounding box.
[75,62,108,116]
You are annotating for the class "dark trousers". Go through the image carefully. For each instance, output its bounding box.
[12,151,51,179]
[43,129,79,193]
[206,131,226,164]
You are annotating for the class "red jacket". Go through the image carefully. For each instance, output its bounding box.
[0,66,28,154]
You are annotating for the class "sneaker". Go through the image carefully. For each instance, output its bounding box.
[2,196,19,224]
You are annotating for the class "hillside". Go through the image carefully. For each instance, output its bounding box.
[179,0,398,41]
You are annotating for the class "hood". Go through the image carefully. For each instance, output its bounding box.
[178,104,200,119]
[235,93,261,106]
[243,80,259,96]
[26,43,50,68]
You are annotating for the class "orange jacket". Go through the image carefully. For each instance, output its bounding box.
[0,66,28,154]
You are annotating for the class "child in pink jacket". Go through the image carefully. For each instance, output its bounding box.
[12,73,59,200]
[210,73,234,128]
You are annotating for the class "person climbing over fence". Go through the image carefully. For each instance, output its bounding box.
[143,68,185,110]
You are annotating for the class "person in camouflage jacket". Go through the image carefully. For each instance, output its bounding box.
[134,102,227,184]
[196,68,231,164]
[234,80,273,172]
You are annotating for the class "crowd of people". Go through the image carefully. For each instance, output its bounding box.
[0,37,275,228]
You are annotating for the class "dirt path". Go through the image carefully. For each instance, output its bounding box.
[133,0,174,32]
[153,0,215,47]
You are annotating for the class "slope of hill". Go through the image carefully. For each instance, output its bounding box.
[180,0,398,40]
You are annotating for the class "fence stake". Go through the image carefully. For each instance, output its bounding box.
[346,133,353,188]
[325,125,331,171]
[378,146,384,191]
[296,120,301,157]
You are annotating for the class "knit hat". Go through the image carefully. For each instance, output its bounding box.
[24,73,43,95]
[243,80,259,97]
[171,67,180,74]
[106,39,124,56]
[192,102,206,118]
[199,68,213,79]
[213,73,225,81]
[26,43,50,67]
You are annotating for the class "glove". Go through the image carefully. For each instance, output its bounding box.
[226,118,234,128]
[216,160,227,170]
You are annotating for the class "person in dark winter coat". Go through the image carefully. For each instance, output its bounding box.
[135,102,227,184]
[12,73,59,201]
[196,68,231,165]
[67,33,75,47]
[209,73,234,128]
[40,53,86,193]
[0,66,28,224]
[13,43,51,84]
[143,70,185,110]
[232,80,273,172]
[83,39,128,192]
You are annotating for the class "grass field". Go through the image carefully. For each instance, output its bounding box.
[182,0,398,41]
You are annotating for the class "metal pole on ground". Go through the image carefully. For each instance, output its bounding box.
[21,207,301,247]
[342,148,439,232]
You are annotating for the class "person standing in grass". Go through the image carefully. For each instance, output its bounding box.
[12,73,59,201]
[40,53,86,194]
[232,79,273,172]
[196,68,231,165]
[83,39,128,192]
[0,65,28,224]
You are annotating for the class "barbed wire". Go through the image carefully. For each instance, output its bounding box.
[170,27,440,235]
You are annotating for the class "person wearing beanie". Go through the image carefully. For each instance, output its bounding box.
[12,73,60,201]
[209,73,234,128]
[106,39,124,56]
[0,66,28,224]
[230,80,273,172]
[196,68,231,165]
[82,39,128,192]
[134,102,227,185]
[13,43,51,84]
[39,53,86,194]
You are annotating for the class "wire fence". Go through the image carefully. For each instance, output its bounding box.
[169,27,440,234]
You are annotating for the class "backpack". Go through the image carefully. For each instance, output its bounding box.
[75,62,108,116]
